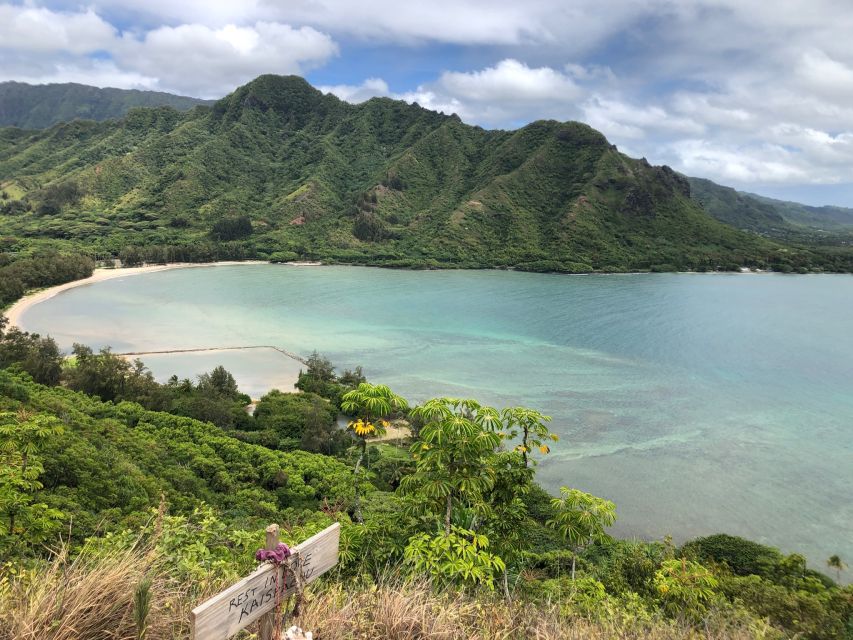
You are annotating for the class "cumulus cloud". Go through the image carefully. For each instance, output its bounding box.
[582,97,704,140]
[666,139,811,184]
[793,50,853,103]
[0,4,337,97]
[273,0,551,45]
[324,60,590,128]
[90,0,556,45]
[116,22,337,97]
[0,5,115,54]
[318,78,390,103]
[436,59,582,104]
[411,60,587,126]
[2,59,158,91]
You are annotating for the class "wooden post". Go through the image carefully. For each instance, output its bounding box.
[192,523,339,640]
[258,524,280,640]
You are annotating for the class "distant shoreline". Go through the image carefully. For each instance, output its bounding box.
[4,261,269,330]
[3,259,805,332]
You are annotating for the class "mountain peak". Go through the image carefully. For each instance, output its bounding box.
[213,74,340,123]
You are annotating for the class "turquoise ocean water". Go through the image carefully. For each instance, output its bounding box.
[18,265,853,570]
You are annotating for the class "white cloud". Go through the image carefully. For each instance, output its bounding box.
[3,59,158,91]
[272,0,550,45]
[794,49,853,103]
[116,22,337,97]
[319,78,390,103]
[0,5,116,54]
[90,0,557,45]
[436,59,582,104]
[582,97,704,140]
[409,59,587,126]
[0,4,338,98]
[667,139,811,184]
[326,59,590,128]
[88,0,269,27]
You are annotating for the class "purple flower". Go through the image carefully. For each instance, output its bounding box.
[255,542,291,564]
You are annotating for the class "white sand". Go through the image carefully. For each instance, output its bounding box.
[4,260,307,398]
[3,261,268,330]
[372,423,412,443]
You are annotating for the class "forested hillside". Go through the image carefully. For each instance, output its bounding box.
[0,81,210,129]
[3,74,849,273]
[688,177,853,238]
[745,192,853,231]
[688,177,791,234]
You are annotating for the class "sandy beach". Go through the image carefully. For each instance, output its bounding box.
[3,261,268,330]
[3,260,306,397]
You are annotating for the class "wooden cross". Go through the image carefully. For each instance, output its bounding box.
[191,522,340,640]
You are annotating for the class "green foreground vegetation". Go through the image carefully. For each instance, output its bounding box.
[2,74,852,276]
[0,319,850,639]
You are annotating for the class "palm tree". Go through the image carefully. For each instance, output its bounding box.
[827,555,847,582]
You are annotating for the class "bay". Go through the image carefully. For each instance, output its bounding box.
[18,265,853,571]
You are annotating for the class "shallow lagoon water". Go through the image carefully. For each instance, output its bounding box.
[19,265,853,570]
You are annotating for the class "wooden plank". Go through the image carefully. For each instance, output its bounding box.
[191,522,340,640]
[258,524,280,640]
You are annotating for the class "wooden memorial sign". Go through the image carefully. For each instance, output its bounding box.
[191,522,340,640]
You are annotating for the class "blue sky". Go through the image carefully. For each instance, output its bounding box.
[2,0,853,206]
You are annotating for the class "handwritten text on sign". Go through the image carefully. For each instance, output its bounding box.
[191,523,340,640]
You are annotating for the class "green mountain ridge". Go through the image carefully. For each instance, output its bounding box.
[687,177,853,236]
[0,81,211,129]
[1,74,850,272]
[743,191,853,231]
[687,177,789,233]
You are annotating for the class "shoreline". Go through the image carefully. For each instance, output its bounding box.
[3,260,818,332]
[3,261,268,330]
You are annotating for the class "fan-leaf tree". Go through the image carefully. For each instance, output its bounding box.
[0,409,65,547]
[547,486,617,580]
[399,398,503,536]
[654,558,719,619]
[478,449,535,598]
[501,406,558,467]
[826,554,847,583]
[340,382,408,523]
[403,525,506,590]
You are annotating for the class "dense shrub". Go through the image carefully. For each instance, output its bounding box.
[210,215,253,241]
[682,534,784,578]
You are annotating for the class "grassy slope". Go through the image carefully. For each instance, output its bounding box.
[0,81,211,129]
[0,75,841,271]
